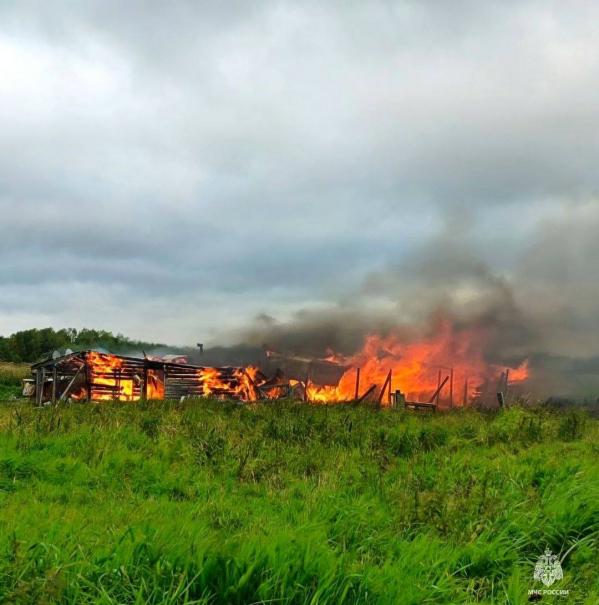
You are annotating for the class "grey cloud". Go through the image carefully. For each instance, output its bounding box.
[1,0,599,392]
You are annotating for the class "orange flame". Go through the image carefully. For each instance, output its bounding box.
[85,351,136,401]
[195,366,261,401]
[305,322,529,405]
[76,353,263,402]
[147,369,165,399]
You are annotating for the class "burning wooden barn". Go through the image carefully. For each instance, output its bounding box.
[29,329,530,408]
[30,350,267,405]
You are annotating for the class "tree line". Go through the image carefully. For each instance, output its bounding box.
[0,328,166,362]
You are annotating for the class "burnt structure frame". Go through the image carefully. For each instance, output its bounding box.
[30,350,256,405]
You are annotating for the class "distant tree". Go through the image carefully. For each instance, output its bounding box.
[0,328,167,362]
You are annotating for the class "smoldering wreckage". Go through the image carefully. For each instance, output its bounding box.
[26,325,530,411]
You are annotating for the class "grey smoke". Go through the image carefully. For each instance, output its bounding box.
[234,202,599,397]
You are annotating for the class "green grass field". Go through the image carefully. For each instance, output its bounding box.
[0,395,597,604]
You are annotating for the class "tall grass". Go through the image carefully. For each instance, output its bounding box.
[0,363,28,399]
[0,400,597,604]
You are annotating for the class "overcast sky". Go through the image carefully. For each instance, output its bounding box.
[2,1,599,352]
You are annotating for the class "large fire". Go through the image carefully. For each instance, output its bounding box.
[73,351,264,402]
[64,322,529,406]
[305,322,529,405]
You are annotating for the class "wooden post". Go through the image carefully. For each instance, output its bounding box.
[51,366,57,403]
[388,369,393,405]
[142,364,148,400]
[436,370,442,405]
[497,371,505,396]
[40,368,46,405]
[354,367,360,400]
[429,375,449,404]
[378,370,392,405]
[35,369,42,406]
[504,369,510,403]
[463,378,468,406]
[449,368,454,408]
[86,363,92,402]
[163,363,168,399]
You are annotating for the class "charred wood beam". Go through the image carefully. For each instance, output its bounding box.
[89,384,140,391]
[357,384,377,403]
[429,375,449,404]
[377,370,392,405]
[404,401,437,412]
[31,352,86,370]
[258,382,289,390]
[177,390,241,395]
[35,369,42,406]
[59,366,85,402]
[85,364,92,403]
[51,367,57,403]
